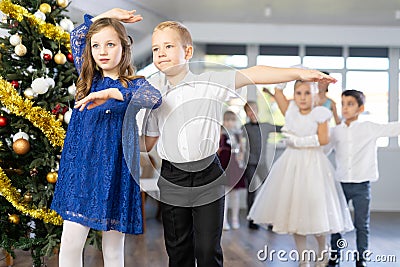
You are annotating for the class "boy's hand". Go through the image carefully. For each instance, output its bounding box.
[74,88,123,111]
[299,69,337,84]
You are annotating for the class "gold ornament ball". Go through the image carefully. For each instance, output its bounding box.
[15,44,27,56]
[54,51,67,64]
[39,3,52,14]
[46,171,58,184]
[57,0,69,8]
[58,113,64,122]
[24,192,33,202]
[12,138,31,155]
[8,214,20,224]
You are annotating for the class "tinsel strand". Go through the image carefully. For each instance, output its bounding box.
[0,77,66,147]
[0,166,63,225]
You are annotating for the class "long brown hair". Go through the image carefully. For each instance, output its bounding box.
[76,18,142,100]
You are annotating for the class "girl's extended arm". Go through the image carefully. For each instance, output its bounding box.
[263,87,289,115]
[74,88,123,111]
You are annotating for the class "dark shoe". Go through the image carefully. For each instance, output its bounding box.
[356,260,366,267]
[327,259,339,267]
[248,220,259,230]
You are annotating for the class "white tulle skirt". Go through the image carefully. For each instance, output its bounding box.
[248,146,354,235]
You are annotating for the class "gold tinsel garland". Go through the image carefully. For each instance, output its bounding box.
[0,0,71,51]
[0,166,63,225]
[0,77,66,147]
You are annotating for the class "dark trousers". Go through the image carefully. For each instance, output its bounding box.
[158,155,225,267]
[244,163,268,214]
[331,182,371,260]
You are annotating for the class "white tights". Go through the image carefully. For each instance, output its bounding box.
[59,220,125,267]
[223,188,241,225]
[294,234,327,265]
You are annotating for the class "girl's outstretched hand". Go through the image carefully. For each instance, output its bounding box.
[299,69,337,84]
[94,8,143,24]
[74,88,123,111]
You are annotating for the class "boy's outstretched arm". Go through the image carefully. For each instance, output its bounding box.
[235,66,336,89]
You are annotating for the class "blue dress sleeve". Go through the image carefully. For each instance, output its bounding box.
[70,14,93,74]
[123,78,162,110]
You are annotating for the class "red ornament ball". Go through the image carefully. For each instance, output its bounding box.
[0,115,8,127]
[67,53,74,63]
[11,80,19,88]
[43,53,52,61]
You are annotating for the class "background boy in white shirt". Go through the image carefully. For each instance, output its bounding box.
[327,89,400,267]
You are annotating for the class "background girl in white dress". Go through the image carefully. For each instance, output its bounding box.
[248,80,353,267]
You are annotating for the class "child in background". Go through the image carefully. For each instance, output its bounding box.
[51,8,161,267]
[242,101,282,230]
[317,71,341,125]
[327,90,400,267]
[248,81,353,267]
[218,110,246,230]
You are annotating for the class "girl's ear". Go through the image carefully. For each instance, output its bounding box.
[185,45,193,60]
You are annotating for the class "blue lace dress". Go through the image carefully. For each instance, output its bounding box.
[51,15,162,234]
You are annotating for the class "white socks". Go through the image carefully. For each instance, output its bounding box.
[223,188,241,230]
[59,220,126,267]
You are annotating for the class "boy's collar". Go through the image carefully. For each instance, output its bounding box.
[341,119,360,127]
[165,71,196,90]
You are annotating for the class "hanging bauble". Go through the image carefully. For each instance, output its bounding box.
[40,48,53,61]
[34,10,46,21]
[39,3,52,14]
[14,44,27,56]
[9,33,21,46]
[13,138,30,155]
[0,115,8,127]
[31,77,49,95]
[13,130,29,142]
[46,171,58,184]
[8,214,20,224]
[67,83,76,96]
[54,51,66,64]
[23,192,33,202]
[23,88,36,99]
[59,18,74,32]
[67,52,74,62]
[64,108,72,124]
[57,113,64,122]
[11,80,19,88]
[57,0,69,8]
[45,77,55,88]
[30,168,38,177]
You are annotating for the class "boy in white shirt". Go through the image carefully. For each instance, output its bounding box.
[327,89,400,267]
[140,20,336,267]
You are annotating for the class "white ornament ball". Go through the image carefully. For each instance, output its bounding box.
[13,131,29,142]
[9,34,21,46]
[67,83,76,96]
[14,44,27,56]
[40,48,53,59]
[34,10,46,21]
[59,18,74,32]
[23,88,36,99]
[64,109,72,124]
[45,77,55,88]
[31,77,49,95]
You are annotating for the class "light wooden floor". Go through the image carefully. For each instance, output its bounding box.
[1,210,399,267]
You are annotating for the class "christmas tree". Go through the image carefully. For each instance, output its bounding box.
[0,0,99,265]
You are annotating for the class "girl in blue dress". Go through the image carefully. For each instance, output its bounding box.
[51,8,161,267]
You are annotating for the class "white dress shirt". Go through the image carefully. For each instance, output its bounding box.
[330,120,400,183]
[143,70,237,163]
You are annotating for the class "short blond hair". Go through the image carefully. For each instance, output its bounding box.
[154,21,193,48]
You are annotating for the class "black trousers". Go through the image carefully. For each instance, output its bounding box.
[158,155,225,267]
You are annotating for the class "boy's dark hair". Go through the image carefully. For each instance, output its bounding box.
[244,101,257,112]
[342,89,365,106]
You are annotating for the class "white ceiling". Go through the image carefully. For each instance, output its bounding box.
[67,0,400,62]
